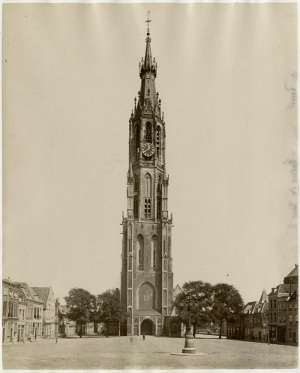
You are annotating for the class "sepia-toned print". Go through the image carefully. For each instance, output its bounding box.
[2,3,298,369]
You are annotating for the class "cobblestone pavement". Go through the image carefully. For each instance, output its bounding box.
[2,335,298,369]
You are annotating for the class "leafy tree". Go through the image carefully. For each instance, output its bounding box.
[64,288,95,337]
[211,283,243,339]
[173,281,213,336]
[89,295,99,333]
[96,288,125,335]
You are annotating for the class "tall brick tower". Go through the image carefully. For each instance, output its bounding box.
[120,17,174,336]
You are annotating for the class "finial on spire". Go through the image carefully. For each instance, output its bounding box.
[146,10,151,36]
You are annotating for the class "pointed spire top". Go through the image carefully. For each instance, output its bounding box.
[144,11,152,69]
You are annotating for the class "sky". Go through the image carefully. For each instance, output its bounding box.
[3,3,297,304]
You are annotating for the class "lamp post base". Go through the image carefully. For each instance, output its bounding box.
[182,327,196,354]
[171,352,206,356]
[182,347,197,354]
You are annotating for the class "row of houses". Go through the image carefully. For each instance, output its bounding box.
[2,279,57,343]
[227,264,298,345]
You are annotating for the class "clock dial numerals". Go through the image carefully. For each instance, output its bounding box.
[142,143,155,158]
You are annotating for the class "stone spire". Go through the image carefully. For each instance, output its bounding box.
[138,13,158,111]
[143,15,153,70]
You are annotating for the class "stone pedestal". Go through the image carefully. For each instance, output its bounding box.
[182,326,196,354]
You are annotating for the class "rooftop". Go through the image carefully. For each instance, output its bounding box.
[32,287,51,305]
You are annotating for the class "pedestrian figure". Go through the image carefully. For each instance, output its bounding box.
[55,336,58,343]
[143,334,145,341]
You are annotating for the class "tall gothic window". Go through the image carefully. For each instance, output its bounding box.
[156,126,161,159]
[134,179,139,218]
[151,236,157,269]
[136,235,144,270]
[157,180,162,219]
[136,125,140,159]
[144,173,152,219]
[145,122,152,142]
[128,253,132,270]
[138,283,155,310]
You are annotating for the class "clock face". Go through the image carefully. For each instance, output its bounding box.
[142,142,155,158]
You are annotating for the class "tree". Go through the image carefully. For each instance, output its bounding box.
[211,283,243,339]
[173,281,213,336]
[64,288,95,337]
[96,288,125,335]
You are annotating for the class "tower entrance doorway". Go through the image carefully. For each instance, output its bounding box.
[140,319,155,335]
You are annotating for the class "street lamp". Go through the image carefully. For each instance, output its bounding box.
[55,299,59,343]
[182,301,196,354]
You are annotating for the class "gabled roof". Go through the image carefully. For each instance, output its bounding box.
[243,301,256,314]
[2,280,25,301]
[277,284,291,297]
[14,282,43,304]
[32,287,51,305]
[258,289,268,304]
[173,284,182,295]
[285,264,298,278]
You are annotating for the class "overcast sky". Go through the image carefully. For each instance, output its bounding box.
[3,3,297,304]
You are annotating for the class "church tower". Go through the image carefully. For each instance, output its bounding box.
[120,17,174,336]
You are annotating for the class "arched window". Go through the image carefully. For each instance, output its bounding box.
[136,124,140,159]
[156,126,161,159]
[145,122,152,142]
[138,282,155,310]
[134,179,139,218]
[163,289,168,306]
[145,173,152,198]
[151,236,157,269]
[136,235,144,270]
[157,177,162,219]
[144,174,152,219]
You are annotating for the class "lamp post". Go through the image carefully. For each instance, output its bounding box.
[55,299,59,343]
[182,301,196,354]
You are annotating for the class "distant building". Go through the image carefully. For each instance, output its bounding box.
[283,265,298,345]
[173,284,182,300]
[253,290,269,342]
[32,287,56,338]
[58,305,77,337]
[2,280,59,343]
[269,264,298,345]
[2,280,20,343]
[228,264,298,346]
[238,291,269,342]
[163,285,187,337]
[16,283,44,341]
[242,301,256,340]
